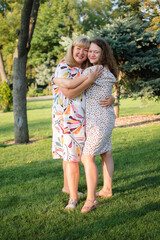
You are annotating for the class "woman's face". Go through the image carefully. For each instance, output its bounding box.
[73,46,89,67]
[88,43,102,65]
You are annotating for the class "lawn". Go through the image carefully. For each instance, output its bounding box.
[0,98,160,240]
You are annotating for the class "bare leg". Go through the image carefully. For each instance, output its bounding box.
[62,160,69,194]
[66,161,79,201]
[81,154,98,201]
[97,150,114,197]
[81,154,99,213]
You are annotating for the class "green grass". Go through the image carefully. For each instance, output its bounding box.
[0,98,160,240]
[119,97,160,116]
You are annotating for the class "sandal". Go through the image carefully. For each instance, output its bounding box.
[81,200,99,214]
[96,191,112,198]
[65,198,78,211]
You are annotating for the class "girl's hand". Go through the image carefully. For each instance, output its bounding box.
[87,65,103,83]
[99,95,115,108]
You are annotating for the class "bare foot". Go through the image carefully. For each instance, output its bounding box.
[96,189,112,198]
[62,188,70,194]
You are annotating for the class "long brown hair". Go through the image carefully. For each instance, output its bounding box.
[65,36,90,69]
[91,38,119,78]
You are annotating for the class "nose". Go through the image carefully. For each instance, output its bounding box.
[90,52,95,57]
[79,49,84,55]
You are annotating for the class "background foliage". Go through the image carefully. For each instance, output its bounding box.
[0,0,159,97]
[0,80,13,112]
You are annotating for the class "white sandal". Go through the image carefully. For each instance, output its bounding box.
[65,198,78,211]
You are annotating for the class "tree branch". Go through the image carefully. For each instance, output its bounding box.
[18,0,33,57]
[27,0,40,50]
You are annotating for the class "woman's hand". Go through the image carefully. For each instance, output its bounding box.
[99,95,115,108]
[87,65,103,84]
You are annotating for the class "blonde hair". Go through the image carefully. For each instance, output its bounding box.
[65,36,90,69]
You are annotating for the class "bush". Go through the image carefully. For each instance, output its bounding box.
[27,83,38,97]
[0,81,13,112]
[43,87,52,96]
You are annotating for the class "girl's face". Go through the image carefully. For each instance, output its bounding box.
[88,43,102,65]
[73,46,89,67]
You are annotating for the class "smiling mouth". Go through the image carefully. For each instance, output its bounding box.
[77,56,84,59]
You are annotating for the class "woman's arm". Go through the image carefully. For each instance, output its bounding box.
[60,79,92,99]
[99,95,115,108]
[54,65,103,90]
[53,75,87,89]
[60,66,103,99]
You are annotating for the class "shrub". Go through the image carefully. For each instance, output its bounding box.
[43,87,52,96]
[27,83,38,97]
[0,81,13,112]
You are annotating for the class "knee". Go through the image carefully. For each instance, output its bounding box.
[101,150,112,160]
[81,155,86,166]
[81,154,95,166]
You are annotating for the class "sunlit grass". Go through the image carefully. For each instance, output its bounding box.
[0,98,160,239]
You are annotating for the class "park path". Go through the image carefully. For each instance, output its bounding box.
[27,95,53,100]
[115,114,160,128]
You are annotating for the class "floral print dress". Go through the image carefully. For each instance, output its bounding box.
[51,60,86,162]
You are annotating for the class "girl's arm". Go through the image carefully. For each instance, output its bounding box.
[54,75,87,89]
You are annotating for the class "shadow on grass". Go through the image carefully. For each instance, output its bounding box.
[0,143,7,148]
[57,200,160,240]
[0,159,62,188]
[0,123,14,134]
[96,136,160,200]
[113,173,160,195]
[27,106,52,111]
[0,159,64,210]
[27,99,52,111]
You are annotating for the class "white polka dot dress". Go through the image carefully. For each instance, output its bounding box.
[83,66,116,155]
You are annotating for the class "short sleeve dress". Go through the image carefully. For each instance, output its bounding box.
[51,60,86,162]
[82,66,116,155]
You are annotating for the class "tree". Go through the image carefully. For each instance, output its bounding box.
[28,0,82,70]
[0,52,7,82]
[89,16,160,117]
[140,0,160,31]
[13,0,40,143]
[0,2,22,81]
[78,0,114,32]
[0,0,116,82]
[35,58,56,87]
[111,0,160,31]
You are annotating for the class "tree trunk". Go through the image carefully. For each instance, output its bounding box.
[13,48,29,143]
[114,71,123,118]
[13,0,39,143]
[114,84,120,118]
[0,52,7,83]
